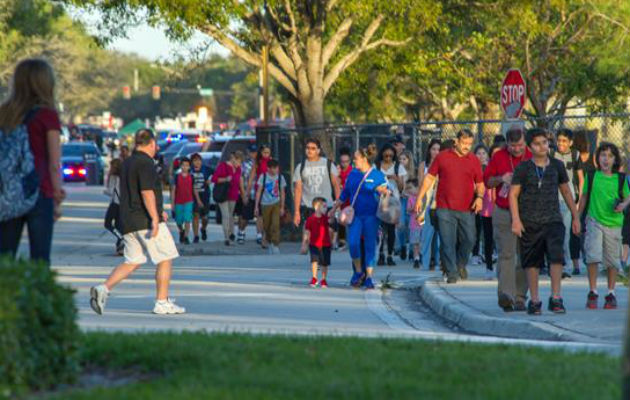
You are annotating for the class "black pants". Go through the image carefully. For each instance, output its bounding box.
[472,216,494,269]
[104,202,123,240]
[0,195,54,265]
[379,222,396,256]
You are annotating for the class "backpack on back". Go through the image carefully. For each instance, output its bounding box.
[0,109,40,222]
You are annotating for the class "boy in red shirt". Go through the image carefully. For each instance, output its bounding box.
[170,157,194,244]
[302,197,332,288]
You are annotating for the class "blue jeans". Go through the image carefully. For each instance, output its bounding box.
[348,215,379,268]
[436,208,476,278]
[0,195,54,265]
[397,197,409,251]
[422,208,440,269]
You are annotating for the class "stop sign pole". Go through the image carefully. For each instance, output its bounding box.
[500,69,527,136]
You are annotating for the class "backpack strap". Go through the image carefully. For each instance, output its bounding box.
[262,172,267,192]
[299,159,306,180]
[327,158,336,201]
[618,172,626,201]
[583,170,596,215]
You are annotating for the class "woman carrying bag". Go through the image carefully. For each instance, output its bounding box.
[329,148,388,289]
[212,151,244,246]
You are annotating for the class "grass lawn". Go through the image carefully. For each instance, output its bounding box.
[48,332,619,399]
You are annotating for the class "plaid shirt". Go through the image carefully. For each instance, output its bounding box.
[241,159,254,197]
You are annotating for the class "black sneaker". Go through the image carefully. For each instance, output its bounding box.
[377,253,385,266]
[572,267,580,276]
[201,229,207,241]
[386,256,396,266]
[498,293,514,312]
[548,297,566,314]
[400,247,407,261]
[429,260,436,271]
[527,300,542,315]
[224,240,230,246]
[561,271,571,279]
[604,293,617,309]
[179,231,185,244]
[183,237,190,245]
[446,276,458,284]
[193,236,200,244]
[458,266,468,280]
[413,260,420,269]
[229,234,236,242]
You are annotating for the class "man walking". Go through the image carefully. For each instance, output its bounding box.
[90,129,185,315]
[293,138,340,227]
[415,130,485,283]
[484,129,531,311]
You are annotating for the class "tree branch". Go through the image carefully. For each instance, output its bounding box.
[322,17,353,67]
[202,24,298,98]
[326,0,341,13]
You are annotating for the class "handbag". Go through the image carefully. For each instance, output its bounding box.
[212,182,229,203]
[377,191,402,225]
[338,167,372,226]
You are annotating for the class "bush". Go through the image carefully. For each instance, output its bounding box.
[0,257,80,397]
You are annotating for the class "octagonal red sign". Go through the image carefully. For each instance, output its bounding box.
[500,69,527,119]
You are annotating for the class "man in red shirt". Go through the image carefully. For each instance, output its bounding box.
[415,130,485,283]
[484,129,531,311]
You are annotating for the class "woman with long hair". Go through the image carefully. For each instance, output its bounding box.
[248,145,271,244]
[104,158,124,255]
[212,151,244,246]
[418,139,441,270]
[0,59,65,265]
[376,143,407,266]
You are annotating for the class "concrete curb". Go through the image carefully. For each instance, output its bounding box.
[418,278,598,342]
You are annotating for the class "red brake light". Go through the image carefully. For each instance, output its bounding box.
[78,168,87,176]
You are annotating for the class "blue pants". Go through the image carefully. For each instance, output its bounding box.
[436,209,476,278]
[0,195,54,265]
[348,215,379,268]
[421,208,440,269]
[396,197,409,251]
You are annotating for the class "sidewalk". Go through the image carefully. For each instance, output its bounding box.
[417,266,627,344]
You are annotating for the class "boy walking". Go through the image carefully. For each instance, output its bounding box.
[171,157,194,244]
[302,197,332,288]
[255,159,286,254]
[190,153,211,243]
[579,142,630,309]
[510,128,580,315]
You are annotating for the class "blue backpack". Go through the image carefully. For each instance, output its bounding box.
[0,109,40,222]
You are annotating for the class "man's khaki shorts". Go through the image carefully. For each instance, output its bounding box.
[123,223,179,265]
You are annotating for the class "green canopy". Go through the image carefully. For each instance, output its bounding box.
[118,119,147,136]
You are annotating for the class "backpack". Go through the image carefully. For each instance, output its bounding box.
[299,158,336,200]
[0,108,40,222]
[551,149,580,194]
[583,170,627,215]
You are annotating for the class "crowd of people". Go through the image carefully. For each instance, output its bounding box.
[2,59,630,318]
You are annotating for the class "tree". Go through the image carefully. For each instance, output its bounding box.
[64,0,438,128]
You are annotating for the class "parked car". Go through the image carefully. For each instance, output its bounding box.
[61,142,105,183]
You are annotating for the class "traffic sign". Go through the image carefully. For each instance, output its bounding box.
[500,69,526,119]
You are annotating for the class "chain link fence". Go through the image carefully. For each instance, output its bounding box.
[256,113,630,189]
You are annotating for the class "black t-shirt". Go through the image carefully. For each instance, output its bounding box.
[512,158,569,226]
[119,150,164,234]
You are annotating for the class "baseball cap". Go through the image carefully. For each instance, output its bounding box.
[248,144,258,152]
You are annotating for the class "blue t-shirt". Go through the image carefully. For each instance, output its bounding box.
[340,168,387,217]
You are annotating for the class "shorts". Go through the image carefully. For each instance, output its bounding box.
[622,210,630,246]
[309,245,331,267]
[409,227,422,244]
[174,202,193,225]
[123,223,179,265]
[519,221,565,269]
[193,199,210,217]
[584,217,622,270]
[235,197,255,220]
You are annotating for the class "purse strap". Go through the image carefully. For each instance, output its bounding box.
[350,167,373,207]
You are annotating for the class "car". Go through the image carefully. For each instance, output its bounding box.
[61,142,105,183]
[219,136,256,161]
[165,129,208,144]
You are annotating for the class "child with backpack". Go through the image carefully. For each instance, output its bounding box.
[578,142,630,309]
[254,159,286,254]
[104,158,124,255]
[301,197,332,288]
[170,157,194,244]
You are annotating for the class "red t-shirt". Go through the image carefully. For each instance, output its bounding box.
[483,148,532,210]
[174,173,194,204]
[211,162,242,201]
[305,214,331,248]
[428,149,483,212]
[339,165,353,208]
[27,108,61,198]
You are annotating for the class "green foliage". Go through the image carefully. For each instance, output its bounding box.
[0,257,80,398]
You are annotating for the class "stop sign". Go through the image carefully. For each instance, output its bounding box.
[500,69,527,119]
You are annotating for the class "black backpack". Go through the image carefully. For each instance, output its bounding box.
[551,149,580,194]
[299,158,336,200]
[583,170,627,215]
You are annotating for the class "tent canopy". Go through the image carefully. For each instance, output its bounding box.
[118,119,147,136]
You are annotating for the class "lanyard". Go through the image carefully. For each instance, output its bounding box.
[533,160,549,189]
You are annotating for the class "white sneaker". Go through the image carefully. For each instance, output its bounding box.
[90,284,109,315]
[484,269,495,281]
[153,298,186,315]
[272,245,280,254]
